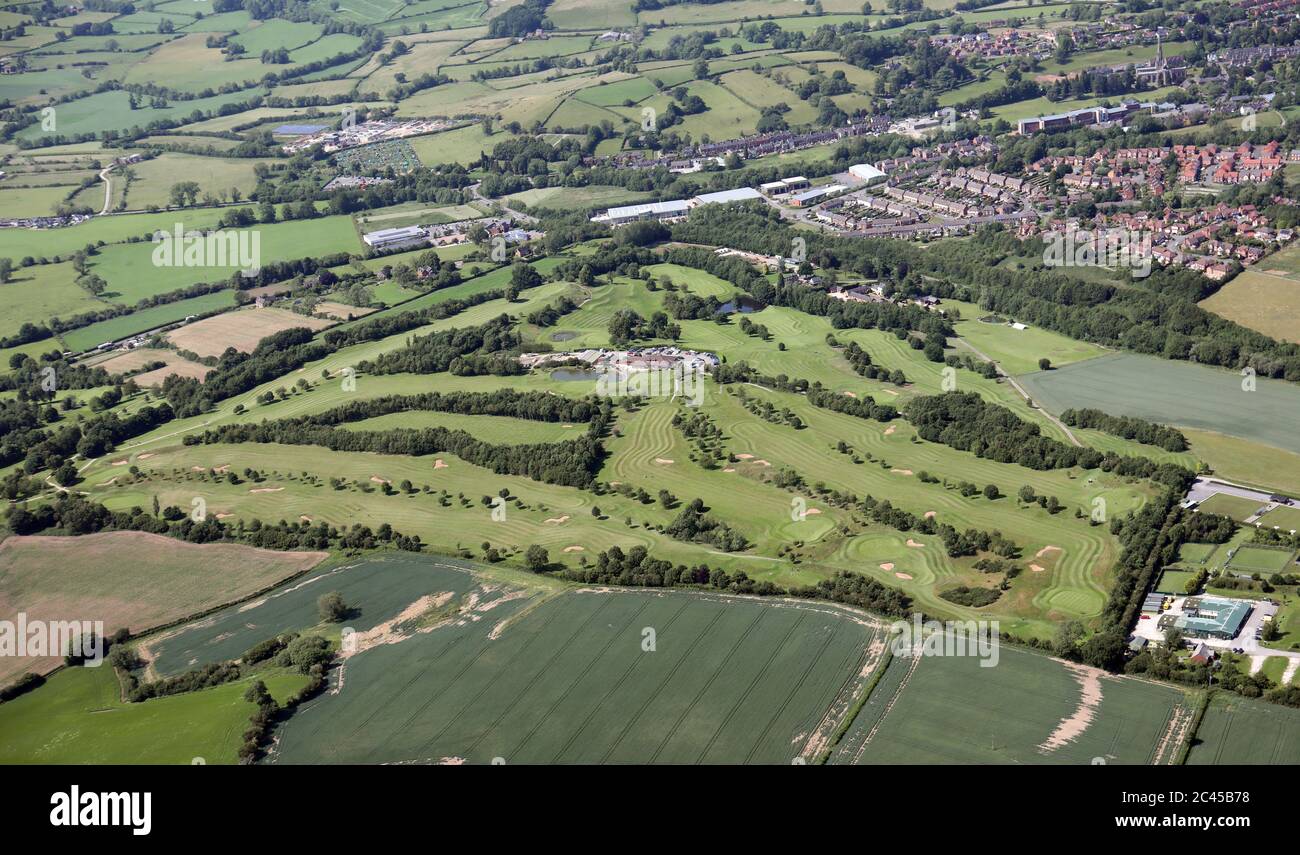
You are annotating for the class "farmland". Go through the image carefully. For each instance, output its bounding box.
[832,643,1192,765]
[1,0,1299,776]
[0,532,327,684]
[1187,694,1300,765]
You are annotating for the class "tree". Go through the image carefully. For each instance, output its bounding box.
[525,544,549,572]
[317,591,348,622]
[1038,357,1052,371]
[982,484,1000,500]
[0,257,13,284]
[286,635,332,673]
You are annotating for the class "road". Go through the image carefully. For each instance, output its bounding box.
[97,165,115,215]
[467,181,537,225]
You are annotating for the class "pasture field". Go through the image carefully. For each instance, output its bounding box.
[951,300,1109,374]
[1187,694,1300,764]
[0,262,106,339]
[1200,245,1300,345]
[833,644,1192,765]
[505,185,654,212]
[165,307,334,358]
[1018,353,1300,459]
[85,214,362,304]
[0,660,310,765]
[0,532,327,684]
[115,153,267,211]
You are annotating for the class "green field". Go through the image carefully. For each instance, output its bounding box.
[1225,545,1296,574]
[1019,353,1300,459]
[1155,570,1197,595]
[1187,694,1300,765]
[138,553,888,764]
[0,661,309,765]
[832,644,1191,765]
[1197,493,1268,522]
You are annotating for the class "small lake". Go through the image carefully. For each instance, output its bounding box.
[717,295,766,315]
[550,368,606,382]
[549,331,578,342]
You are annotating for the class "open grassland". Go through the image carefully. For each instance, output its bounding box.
[1187,694,1300,764]
[0,660,309,765]
[1200,244,1300,345]
[87,214,362,304]
[948,299,1109,374]
[833,644,1192,765]
[0,262,106,340]
[0,532,326,684]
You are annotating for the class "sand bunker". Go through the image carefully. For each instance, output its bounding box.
[884,426,896,436]
[433,459,448,469]
[216,513,234,519]
[723,468,736,473]
[906,539,924,548]
[805,508,822,515]
[370,475,390,484]
[111,459,129,466]
[563,545,585,553]
[891,468,913,476]
[1030,564,1046,572]
[735,453,754,460]
[300,515,312,523]
[1036,545,1063,558]
[249,487,283,493]
[879,562,895,571]
[843,391,857,398]
[137,453,155,460]
[924,510,936,519]
[654,458,674,465]
[894,572,913,580]
[753,459,771,466]
[544,515,570,524]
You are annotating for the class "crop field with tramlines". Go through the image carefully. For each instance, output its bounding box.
[136,554,891,764]
[3,0,1300,781]
[832,644,1194,765]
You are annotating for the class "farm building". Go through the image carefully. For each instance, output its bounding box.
[362,225,429,250]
